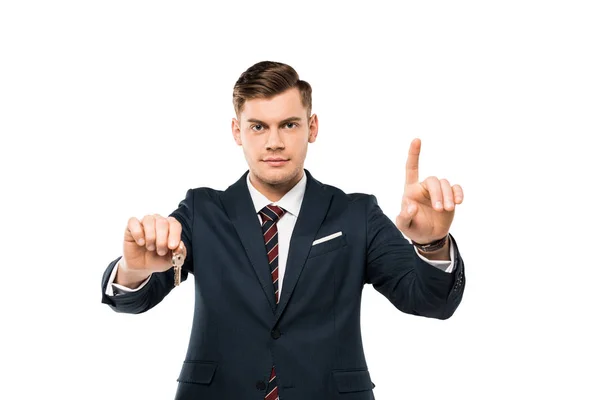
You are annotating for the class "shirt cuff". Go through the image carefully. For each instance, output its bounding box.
[104,257,152,296]
[412,235,456,273]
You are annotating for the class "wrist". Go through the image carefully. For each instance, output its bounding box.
[417,240,450,259]
[115,260,152,288]
[412,234,448,253]
[413,234,451,261]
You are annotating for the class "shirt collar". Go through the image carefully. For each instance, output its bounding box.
[246,170,307,218]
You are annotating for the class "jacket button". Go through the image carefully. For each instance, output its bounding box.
[256,380,266,390]
[271,328,281,339]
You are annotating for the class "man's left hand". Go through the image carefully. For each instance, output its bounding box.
[395,138,464,244]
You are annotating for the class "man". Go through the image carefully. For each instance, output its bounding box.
[100,61,466,399]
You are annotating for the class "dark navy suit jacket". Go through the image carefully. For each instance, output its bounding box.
[100,168,466,399]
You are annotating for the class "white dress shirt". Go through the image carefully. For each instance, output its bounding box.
[106,171,455,296]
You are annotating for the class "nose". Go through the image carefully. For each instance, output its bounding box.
[265,128,284,150]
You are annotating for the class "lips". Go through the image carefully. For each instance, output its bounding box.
[263,158,289,167]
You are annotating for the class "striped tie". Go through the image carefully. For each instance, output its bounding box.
[259,204,286,400]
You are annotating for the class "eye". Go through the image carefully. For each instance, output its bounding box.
[251,124,263,132]
[284,122,298,129]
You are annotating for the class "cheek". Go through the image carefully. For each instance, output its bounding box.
[242,141,262,159]
[293,139,308,156]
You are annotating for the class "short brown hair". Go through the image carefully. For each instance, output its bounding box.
[233,61,312,119]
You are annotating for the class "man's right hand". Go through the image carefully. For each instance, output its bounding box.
[116,214,187,288]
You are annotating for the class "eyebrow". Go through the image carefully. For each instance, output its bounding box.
[246,117,302,125]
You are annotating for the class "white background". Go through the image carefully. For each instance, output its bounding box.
[1,1,598,399]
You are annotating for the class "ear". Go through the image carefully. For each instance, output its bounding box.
[231,117,242,146]
[308,114,319,143]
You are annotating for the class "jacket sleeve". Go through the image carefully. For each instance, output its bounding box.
[365,194,465,319]
[100,188,195,314]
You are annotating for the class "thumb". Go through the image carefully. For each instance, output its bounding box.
[396,202,417,231]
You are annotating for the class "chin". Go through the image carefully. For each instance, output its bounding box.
[258,164,295,185]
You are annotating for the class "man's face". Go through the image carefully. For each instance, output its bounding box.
[232,87,318,192]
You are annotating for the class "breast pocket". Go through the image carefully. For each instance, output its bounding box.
[307,231,348,259]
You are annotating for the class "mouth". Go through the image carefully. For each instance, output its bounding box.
[263,159,289,167]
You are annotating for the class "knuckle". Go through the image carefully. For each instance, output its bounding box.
[427,178,441,190]
[126,220,138,233]
[169,219,182,230]
[155,217,168,226]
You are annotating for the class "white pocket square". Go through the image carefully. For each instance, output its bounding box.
[312,231,343,246]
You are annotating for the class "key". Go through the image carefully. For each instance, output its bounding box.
[172,241,186,287]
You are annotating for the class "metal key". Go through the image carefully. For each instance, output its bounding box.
[172,242,186,287]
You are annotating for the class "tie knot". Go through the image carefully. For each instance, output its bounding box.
[259,204,286,224]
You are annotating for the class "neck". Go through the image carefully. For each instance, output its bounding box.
[249,170,303,202]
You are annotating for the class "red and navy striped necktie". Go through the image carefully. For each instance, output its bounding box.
[259,204,286,400]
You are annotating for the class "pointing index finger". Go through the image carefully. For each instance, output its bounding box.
[405,138,421,185]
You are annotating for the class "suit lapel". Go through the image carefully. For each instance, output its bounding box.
[220,169,333,320]
[221,170,277,313]
[275,169,332,324]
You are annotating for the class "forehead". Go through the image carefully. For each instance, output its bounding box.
[241,87,306,122]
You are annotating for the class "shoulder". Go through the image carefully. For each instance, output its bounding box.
[314,179,376,209]
[173,187,222,211]
[189,186,221,199]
